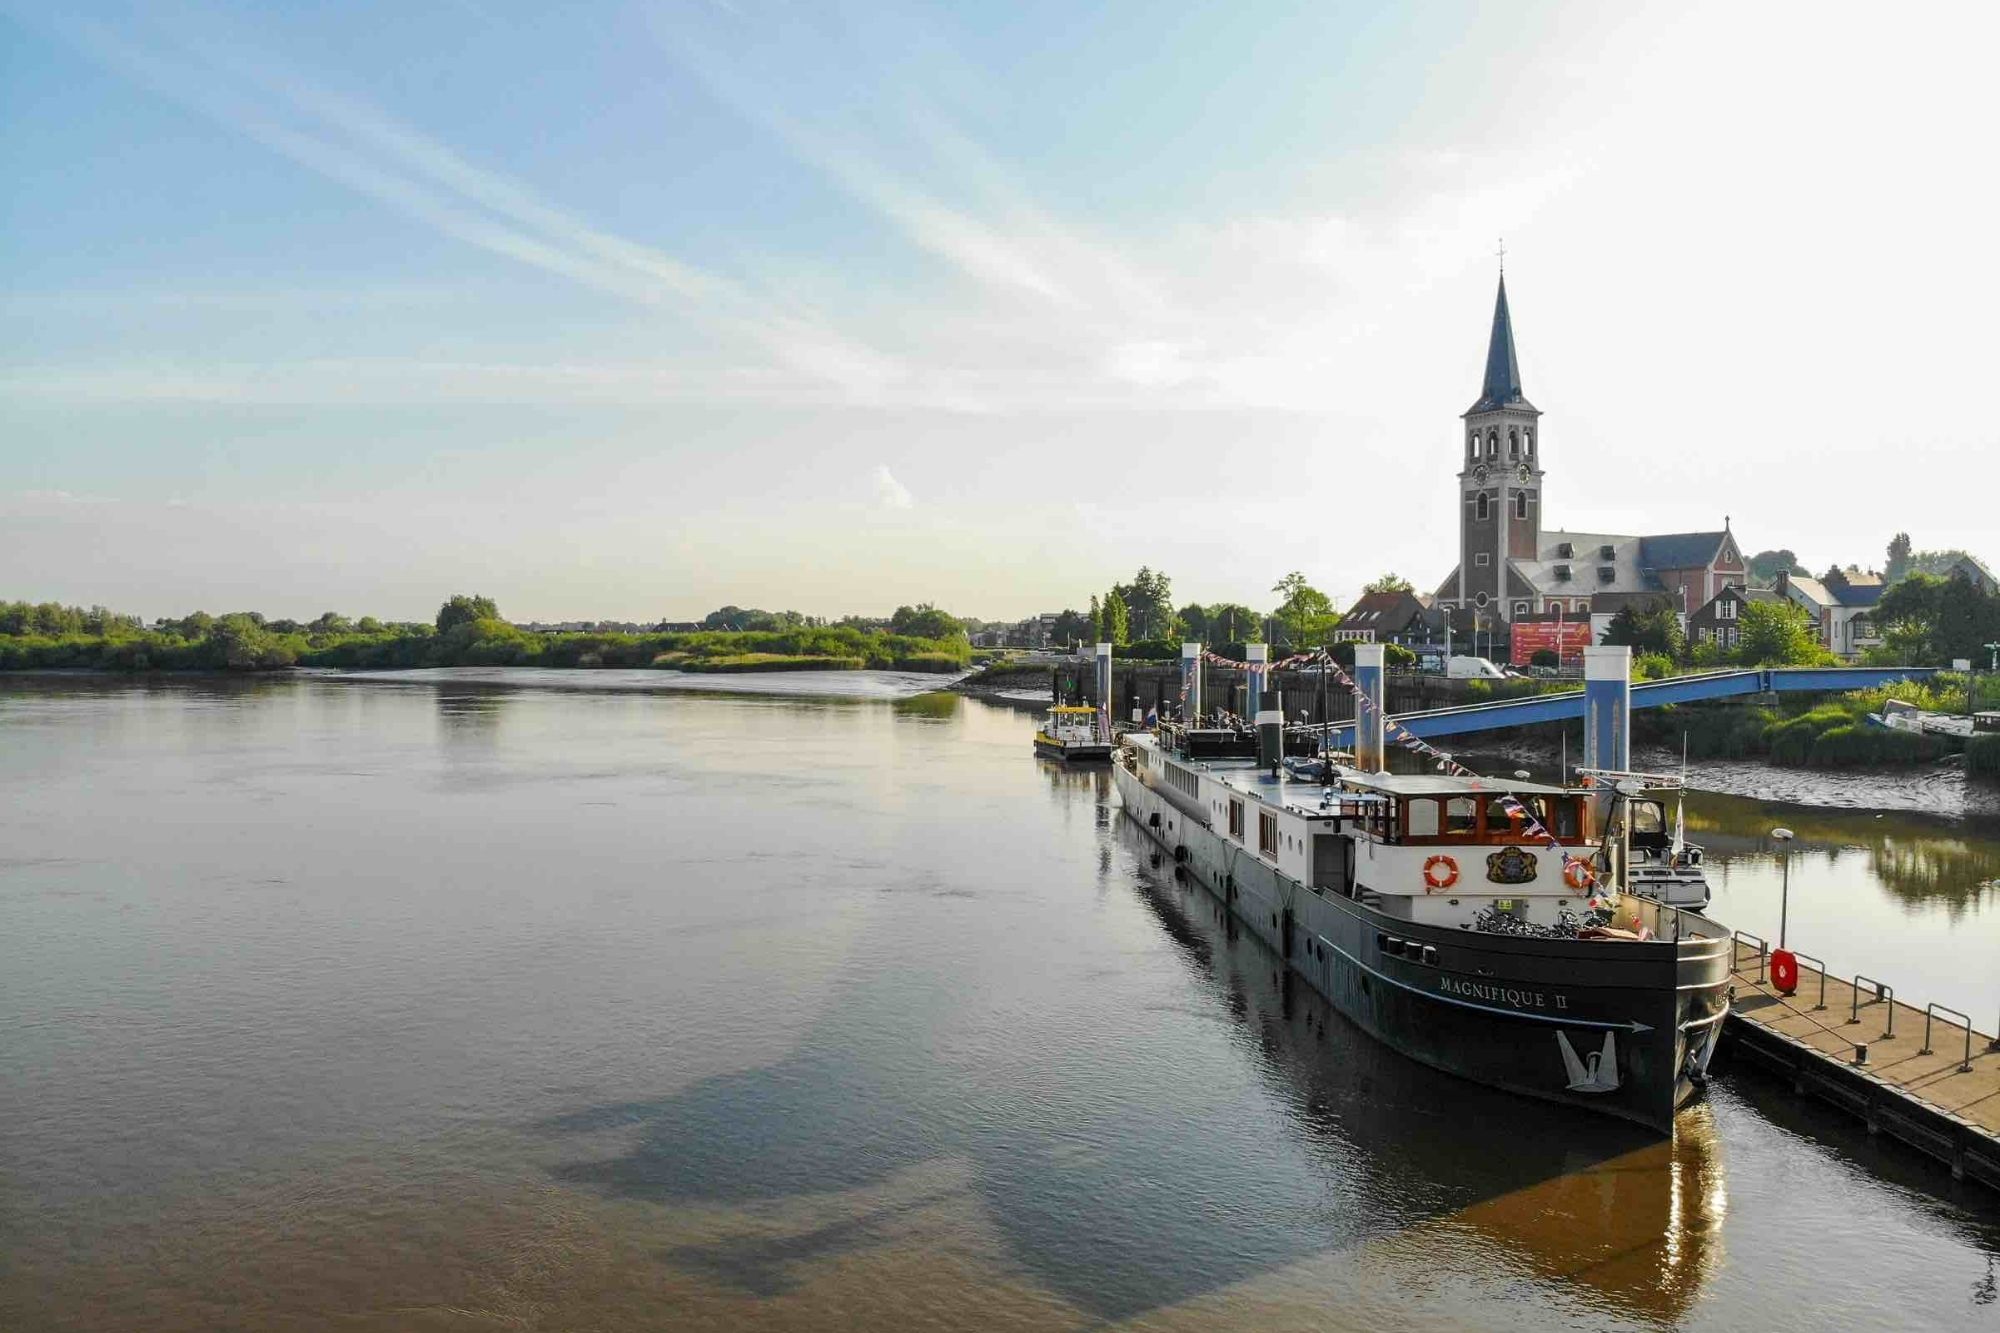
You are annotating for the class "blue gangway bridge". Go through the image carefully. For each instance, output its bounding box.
[1323,666,1941,748]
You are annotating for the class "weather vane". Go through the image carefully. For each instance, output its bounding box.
[1496,237,1506,274]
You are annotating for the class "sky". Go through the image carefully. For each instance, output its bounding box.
[3,1,1997,624]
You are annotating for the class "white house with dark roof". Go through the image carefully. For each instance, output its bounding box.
[1431,276,1747,638]
[1778,568,1884,660]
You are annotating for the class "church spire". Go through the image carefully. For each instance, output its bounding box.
[1467,273,1534,415]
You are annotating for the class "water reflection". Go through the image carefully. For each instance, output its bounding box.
[1124,846,1726,1323]
[1688,794,2000,916]
[536,817,1726,1324]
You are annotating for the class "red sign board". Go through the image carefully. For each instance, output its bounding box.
[1510,619,1592,667]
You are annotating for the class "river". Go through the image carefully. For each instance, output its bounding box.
[2,671,1995,1330]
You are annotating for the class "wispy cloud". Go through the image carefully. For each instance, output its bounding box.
[44,11,906,402]
[872,465,914,510]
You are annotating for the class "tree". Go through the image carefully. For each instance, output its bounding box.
[1101,588,1131,646]
[1116,566,1175,642]
[1048,609,1090,647]
[1885,532,1913,583]
[1270,571,1338,649]
[1197,602,1259,645]
[1747,549,1807,583]
[1363,573,1414,594]
[437,594,501,632]
[1600,603,1683,658]
[1734,600,1825,665]
[1087,594,1101,643]
[889,603,963,640]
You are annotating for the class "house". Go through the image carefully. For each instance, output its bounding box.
[1333,589,1437,645]
[1428,273,1749,643]
[1777,569,1883,660]
[1686,584,1782,652]
[1943,554,1997,593]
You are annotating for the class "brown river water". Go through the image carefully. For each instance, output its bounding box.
[2,671,1996,1331]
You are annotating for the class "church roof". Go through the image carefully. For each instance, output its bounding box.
[1638,531,1727,572]
[1465,275,1538,416]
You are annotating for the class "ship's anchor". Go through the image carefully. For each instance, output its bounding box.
[1557,1030,1621,1093]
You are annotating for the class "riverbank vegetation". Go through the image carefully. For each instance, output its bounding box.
[1635,675,1999,769]
[0,597,971,674]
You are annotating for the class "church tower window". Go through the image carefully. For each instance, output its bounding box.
[1514,491,1528,520]
[1475,493,1490,521]
[1508,427,1519,458]
[1485,430,1498,460]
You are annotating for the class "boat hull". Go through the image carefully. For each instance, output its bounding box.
[1115,764,1730,1133]
[1035,736,1113,762]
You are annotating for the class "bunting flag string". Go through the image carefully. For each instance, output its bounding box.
[1191,645,1608,895]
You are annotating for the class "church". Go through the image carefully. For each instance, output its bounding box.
[1430,275,1746,646]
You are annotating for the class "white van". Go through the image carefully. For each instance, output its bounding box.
[1446,655,1508,680]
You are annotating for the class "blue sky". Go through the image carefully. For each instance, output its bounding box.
[4,1,1996,622]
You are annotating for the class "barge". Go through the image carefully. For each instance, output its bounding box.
[1114,642,1732,1133]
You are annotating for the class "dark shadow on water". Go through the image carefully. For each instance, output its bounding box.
[659,1187,967,1298]
[532,809,1749,1321]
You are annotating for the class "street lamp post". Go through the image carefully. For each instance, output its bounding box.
[1771,827,1796,949]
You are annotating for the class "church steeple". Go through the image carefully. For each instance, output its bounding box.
[1467,274,1534,415]
[1453,268,1544,622]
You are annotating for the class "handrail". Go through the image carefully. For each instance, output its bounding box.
[1732,929,1770,983]
[1849,975,1895,1037]
[1921,1003,1975,1073]
[1789,949,1829,1011]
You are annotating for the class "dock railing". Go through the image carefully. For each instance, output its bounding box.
[1849,975,1896,1037]
[1922,1003,1976,1073]
[1732,930,1770,983]
[1788,949,1830,1010]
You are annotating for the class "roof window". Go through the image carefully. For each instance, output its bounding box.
[1556,542,1574,559]
[1554,564,1571,581]
[1599,544,1616,560]
[1597,566,1617,583]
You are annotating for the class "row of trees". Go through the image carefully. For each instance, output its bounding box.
[1070,567,1415,652]
[1601,598,1832,668]
[1872,571,2000,665]
[0,594,972,673]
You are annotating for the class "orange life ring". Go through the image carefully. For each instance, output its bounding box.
[1563,859,1594,892]
[1422,855,1459,892]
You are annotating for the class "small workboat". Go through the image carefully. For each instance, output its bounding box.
[1034,705,1113,762]
[1584,770,1712,912]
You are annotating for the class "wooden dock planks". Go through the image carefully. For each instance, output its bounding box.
[1724,941,2000,1188]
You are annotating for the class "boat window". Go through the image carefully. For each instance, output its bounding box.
[1484,796,1520,836]
[1443,797,1477,835]
[1540,796,1581,839]
[1228,799,1245,840]
[1631,801,1665,834]
[1258,811,1279,857]
[1405,798,1440,837]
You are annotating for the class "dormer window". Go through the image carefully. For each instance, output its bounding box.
[1554,564,1572,581]
[1556,542,1574,559]
[1597,566,1616,583]
[1599,544,1616,560]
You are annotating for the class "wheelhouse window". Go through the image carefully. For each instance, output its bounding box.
[1405,799,1440,837]
[1258,811,1279,858]
[1443,797,1478,836]
[1538,796,1583,840]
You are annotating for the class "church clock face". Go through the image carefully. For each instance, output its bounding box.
[1516,462,1531,484]
[1473,463,1489,484]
